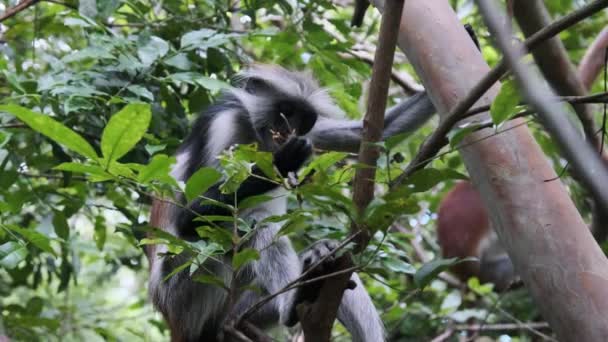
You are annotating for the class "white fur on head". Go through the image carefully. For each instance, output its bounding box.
[233,64,345,119]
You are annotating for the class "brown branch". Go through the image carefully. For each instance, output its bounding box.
[352,0,404,247]
[579,26,608,90]
[0,123,27,129]
[454,322,550,332]
[513,0,600,150]
[236,321,272,342]
[391,0,608,188]
[430,329,454,342]
[0,0,39,22]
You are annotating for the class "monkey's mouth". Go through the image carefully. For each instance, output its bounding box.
[269,112,296,145]
[269,127,295,145]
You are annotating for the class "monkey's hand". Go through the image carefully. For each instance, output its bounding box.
[284,239,357,327]
[273,136,312,176]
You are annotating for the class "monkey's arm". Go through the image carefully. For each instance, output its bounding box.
[176,166,280,233]
[177,137,312,236]
[308,91,436,153]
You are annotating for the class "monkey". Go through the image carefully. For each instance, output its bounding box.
[147,64,438,342]
[437,181,518,291]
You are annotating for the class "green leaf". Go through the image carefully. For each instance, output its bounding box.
[238,195,273,210]
[0,242,28,269]
[164,53,192,70]
[232,248,260,270]
[490,80,521,125]
[384,259,416,274]
[3,71,26,94]
[299,151,347,181]
[195,226,233,249]
[185,167,222,202]
[137,36,169,67]
[180,29,216,49]
[414,257,475,288]
[52,212,70,240]
[448,122,483,148]
[192,274,227,288]
[0,104,97,159]
[127,85,154,101]
[5,225,55,256]
[406,168,444,193]
[101,103,151,163]
[167,72,230,91]
[138,154,177,185]
[94,216,107,251]
[163,260,193,281]
[54,162,113,181]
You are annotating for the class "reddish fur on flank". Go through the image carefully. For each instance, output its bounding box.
[437,181,490,281]
[147,199,173,263]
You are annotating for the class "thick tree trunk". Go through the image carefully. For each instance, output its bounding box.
[373,1,608,340]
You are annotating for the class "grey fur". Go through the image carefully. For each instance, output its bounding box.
[308,91,436,152]
[149,65,437,341]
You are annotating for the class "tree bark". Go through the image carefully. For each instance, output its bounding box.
[373,0,608,340]
[579,26,608,90]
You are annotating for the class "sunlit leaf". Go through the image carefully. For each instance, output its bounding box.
[101,103,151,163]
[52,212,70,240]
[414,257,476,289]
[232,248,260,270]
[138,36,169,67]
[5,225,55,256]
[0,104,98,159]
[185,167,222,202]
[0,242,28,269]
[490,79,521,125]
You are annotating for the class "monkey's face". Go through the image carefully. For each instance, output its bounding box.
[258,98,318,151]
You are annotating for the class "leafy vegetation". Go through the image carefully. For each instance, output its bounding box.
[0,0,606,341]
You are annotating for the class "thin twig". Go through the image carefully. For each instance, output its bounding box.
[454,322,551,332]
[0,0,39,22]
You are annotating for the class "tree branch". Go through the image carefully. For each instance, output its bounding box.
[454,322,550,332]
[579,26,608,90]
[0,0,39,22]
[513,0,601,150]
[391,0,608,187]
[352,0,404,247]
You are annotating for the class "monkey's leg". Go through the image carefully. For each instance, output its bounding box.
[297,239,386,342]
[151,256,230,342]
[242,218,302,326]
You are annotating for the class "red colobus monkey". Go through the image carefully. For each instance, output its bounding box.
[148,65,436,341]
[437,181,518,291]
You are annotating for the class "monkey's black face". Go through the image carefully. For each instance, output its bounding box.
[259,98,318,151]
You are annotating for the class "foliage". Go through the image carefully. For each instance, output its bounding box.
[0,0,605,341]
